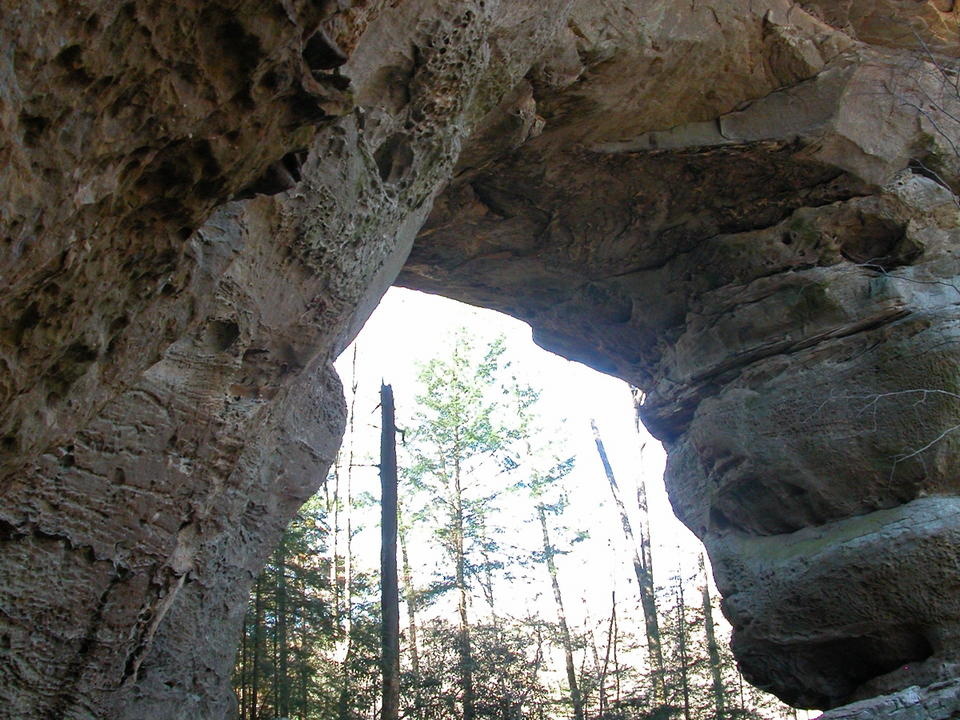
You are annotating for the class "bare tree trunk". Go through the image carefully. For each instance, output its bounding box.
[398,508,421,681]
[251,577,263,720]
[380,384,401,720]
[272,604,279,718]
[700,555,726,720]
[591,419,665,700]
[581,598,602,717]
[451,450,476,720]
[538,506,585,720]
[399,518,422,716]
[299,648,309,720]
[329,457,341,623]
[240,608,249,720]
[612,602,620,708]
[676,581,692,720]
[277,537,290,718]
[337,350,358,720]
[738,668,746,711]
[599,592,616,718]
[629,386,644,434]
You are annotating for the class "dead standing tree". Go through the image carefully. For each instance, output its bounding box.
[590,419,666,702]
[380,384,400,720]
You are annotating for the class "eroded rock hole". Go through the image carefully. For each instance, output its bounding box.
[135,139,222,202]
[19,113,49,148]
[12,302,41,343]
[204,319,240,352]
[208,16,264,84]
[303,29,348,71]
[840,215,917,270]
[374,133,414,184]
[235,149,307,199]
[286,88,330,125]
[47,342,99,396]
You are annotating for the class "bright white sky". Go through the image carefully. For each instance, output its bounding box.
[334,287,706,602]
[333,286,813,718]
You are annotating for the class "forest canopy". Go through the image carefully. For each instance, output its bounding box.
[232,320,805,720]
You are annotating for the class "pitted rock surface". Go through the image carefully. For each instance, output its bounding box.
[2,0,959,717]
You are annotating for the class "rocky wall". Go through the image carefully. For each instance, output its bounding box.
[399,0,960,710]
[1,0,959,717]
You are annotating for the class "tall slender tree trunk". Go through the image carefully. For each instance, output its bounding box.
[277,537,290,718]
[700,556,726,720]
[272,604,279,718]
[252,577,264,720]
[329,458,341,623]
[398,514,422,717]
[290,572,304,720]
[599,597,612,718]
[478,530,499,622]
[337,351,358,720]
[538,506,585,720]
[630,386,644,434]
[738,668,746,712]
[300,648,309,720]
[612,602,621,708]
[336,497,354,720]
[599,591,618,718]
[582,598,602,717]
[676,582,692,720]
[591,420,665,700]
[634,452,657,623]
[380,384,401,720]
[240,610,249,720]
[398,515,421,679]
[451,450,476,720]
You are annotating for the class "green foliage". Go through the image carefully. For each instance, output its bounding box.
[407,618,552,720]
[401,330,539,600]
[232,329,805,720]
[233,497,338,720]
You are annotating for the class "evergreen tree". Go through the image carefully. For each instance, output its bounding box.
[403,332,522,720]
[232,496,336,720]
[230,328,810,720]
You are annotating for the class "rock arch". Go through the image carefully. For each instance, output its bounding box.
[1,1,958,717]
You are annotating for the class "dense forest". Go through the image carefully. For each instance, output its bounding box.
[232,331,805,720]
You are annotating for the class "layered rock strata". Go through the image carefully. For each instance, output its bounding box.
[1,0,959,717]
[399,0,960,710]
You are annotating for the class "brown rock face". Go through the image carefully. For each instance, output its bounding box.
[1,0,959,717]
[400,0,960,711]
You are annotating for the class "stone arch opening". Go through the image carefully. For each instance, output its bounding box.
[2,2,960,719]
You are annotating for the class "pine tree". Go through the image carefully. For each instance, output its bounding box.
[232,496,334,719]
[404,332,521,720]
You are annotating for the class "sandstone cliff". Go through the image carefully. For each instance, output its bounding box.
[1,1,958,718]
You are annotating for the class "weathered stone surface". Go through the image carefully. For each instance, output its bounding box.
[1,0,959,717]
[798,0,960,55]
[2,1,572,716]
[399,0,960,711]
[817,679,960,720]
[1,0,357,472]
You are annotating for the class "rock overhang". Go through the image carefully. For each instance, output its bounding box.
[1,0,959,717]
